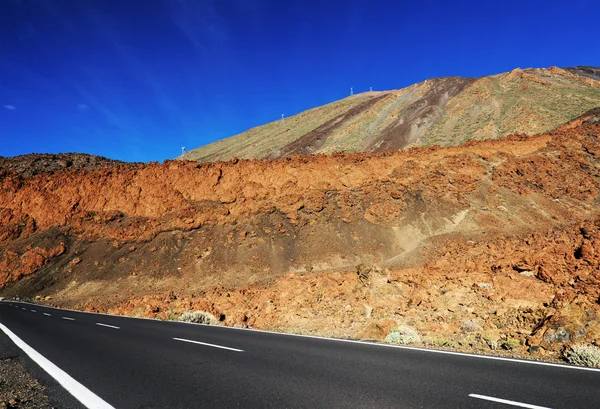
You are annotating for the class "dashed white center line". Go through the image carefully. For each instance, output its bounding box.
[21,308,26,311]
[30,309,36,313]
[95,323,120,330]
[469,394,552,409]
[43,313,51,316]
[61,317,75,321]
[173,337,244,352]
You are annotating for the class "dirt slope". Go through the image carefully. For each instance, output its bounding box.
[1,110,600,363]
[183,66,600,162]
[0,153,134,177]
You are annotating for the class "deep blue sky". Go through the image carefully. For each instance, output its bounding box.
[1,0,598,162]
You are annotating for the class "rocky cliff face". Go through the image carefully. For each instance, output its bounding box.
[183,66,600,162]
[1,110,600,363]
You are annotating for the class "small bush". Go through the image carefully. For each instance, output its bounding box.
[385,325,421,345]
[501,337,521,350]
[566,343,600,368]
[429,337,458,348]
[482,333,499,350]
[165,310,178,321]
[179,310,218,325]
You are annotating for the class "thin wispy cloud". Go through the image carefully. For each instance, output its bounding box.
[3,104,17,111]
[77,6,183,128]
[170,0,229,51]
[78,103,89,111]
[71,81,147,150]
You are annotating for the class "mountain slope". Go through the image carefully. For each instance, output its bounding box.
[1,110,600,364]
[183,66,600,162]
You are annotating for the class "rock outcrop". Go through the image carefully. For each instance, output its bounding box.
[1,113,600,363]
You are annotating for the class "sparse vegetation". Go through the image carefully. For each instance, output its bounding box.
[501,337,521,350]
[482,333,499,350]
[385,325,421,345]
[164,309,178,321]
[184,68,600,162]
[179,310,218,325]
[565,343,600,367]
[428,337,458,348]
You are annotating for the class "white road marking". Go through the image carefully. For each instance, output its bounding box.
[3,301,599,373]
[62,317,75,321]
[171,323,600,373]
[21,308,26,310]
[0,322,115,409]
[30,309,36,313]
[469,394,552,408]
[96,323,120,330]
[43,313,51,316]
[173,337,244,352]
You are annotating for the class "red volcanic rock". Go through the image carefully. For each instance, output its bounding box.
[1,116,600,362]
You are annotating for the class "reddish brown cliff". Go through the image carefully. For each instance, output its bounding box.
[1,111,600,363]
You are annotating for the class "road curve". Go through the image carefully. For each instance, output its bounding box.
[1,301,599,408]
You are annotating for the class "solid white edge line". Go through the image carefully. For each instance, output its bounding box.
[173,337,244,352]
[61,317,75,321]
[95,323,120,330]
[469,394,552,409]
[0,322,115,409]
[3,301,600,373]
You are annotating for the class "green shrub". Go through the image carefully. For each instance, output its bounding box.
[429,337,458,348]
[566,343,600,368]
[501,337,521,350]
[385,325,421,345]
[179,310,218,325]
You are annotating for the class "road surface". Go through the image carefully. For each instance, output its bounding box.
[0,300,599,408]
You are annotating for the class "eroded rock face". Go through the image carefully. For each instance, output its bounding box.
[1,116,600,361]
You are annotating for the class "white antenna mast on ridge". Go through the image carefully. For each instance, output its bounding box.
[281,113,284,126]
[181,146,186,155]
[370,86,372,92]
[350,87,353,96]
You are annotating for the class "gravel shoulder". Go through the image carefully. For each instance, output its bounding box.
[0,329,83,409]
[0,357,53,408]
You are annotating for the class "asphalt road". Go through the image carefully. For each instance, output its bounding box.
[1,300,599,409]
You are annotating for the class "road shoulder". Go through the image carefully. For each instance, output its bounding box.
[0,321,85,409]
